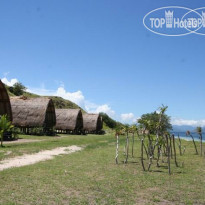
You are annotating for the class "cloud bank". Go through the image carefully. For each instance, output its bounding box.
[171,118,205,127]
[1,77,18,87]
[120,113,137,124]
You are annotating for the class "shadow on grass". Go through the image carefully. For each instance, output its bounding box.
[151,170,164,173]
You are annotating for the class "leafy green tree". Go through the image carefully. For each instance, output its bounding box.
[138,110,172,134]
[9,82,26,96]
[0,115,13,147]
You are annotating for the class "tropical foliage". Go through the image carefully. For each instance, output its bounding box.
[0,115,13,147]
[138,108,172,134]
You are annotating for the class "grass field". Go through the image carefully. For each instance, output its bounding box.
[0,134,205,205]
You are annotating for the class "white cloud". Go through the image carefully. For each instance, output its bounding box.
[86,103,115,117]
[26,87,55,96]
[26,82,115,117]
[1,77,18,86]
[55,87,85,108]
[171,118,205,127]
[120,113,137,124]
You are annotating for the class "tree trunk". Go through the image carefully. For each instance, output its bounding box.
[148,135,153,156]
[178,134,182,156]
[172,135,178,167]
[183,146,186,155]
[132,133,134,157]
[200,134,203,156]
[141,139,146,171]
[124,132,129,164]
[166,135,171,175]
[147,136,153,171]
[148,155,153,171]
[1,133,3,147]
[169,136,173,159]
[190,134,198,155]
[143,143,149,159]
[115,135,119,164]
[157,145,161,167]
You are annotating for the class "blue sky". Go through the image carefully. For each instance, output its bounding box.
[1,0,205,126]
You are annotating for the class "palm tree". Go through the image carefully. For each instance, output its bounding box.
[0,115,13,147]
[196,127,203,156]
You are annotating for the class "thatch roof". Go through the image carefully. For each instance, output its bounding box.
[0,80,12,120]
[55,109,83,131]
[10,96,56,128]
[83,113,103,132]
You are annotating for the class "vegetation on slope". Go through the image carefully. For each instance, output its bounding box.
[6,83,84,111]
[100,112,123,129]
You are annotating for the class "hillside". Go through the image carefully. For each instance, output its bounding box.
[5,85,85,111]
[99,112,123,129]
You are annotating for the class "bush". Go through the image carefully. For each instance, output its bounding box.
[30,127,44,136]
[12,127,21,140]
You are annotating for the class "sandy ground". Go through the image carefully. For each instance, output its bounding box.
[4,139,43,144]
[0,146,82,171]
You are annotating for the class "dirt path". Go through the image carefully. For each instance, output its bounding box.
[0,146,82,171]
[4,139,43,144]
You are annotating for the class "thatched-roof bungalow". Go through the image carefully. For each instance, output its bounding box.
[55,109,83,134]
[10,97,56,135]
[83,113,103,134]
[0,80,12,121]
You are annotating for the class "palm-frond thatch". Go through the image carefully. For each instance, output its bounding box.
[83,113,103,134]
[0,80,12,121]
[55,109,83,133]
[10,97,56,130]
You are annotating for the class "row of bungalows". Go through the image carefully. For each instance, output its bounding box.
[0,80,103,136]
[54,110,103,134]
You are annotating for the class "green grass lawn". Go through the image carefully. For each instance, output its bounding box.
[0,134,205,205]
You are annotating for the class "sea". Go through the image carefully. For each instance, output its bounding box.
[171,132,205,142]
